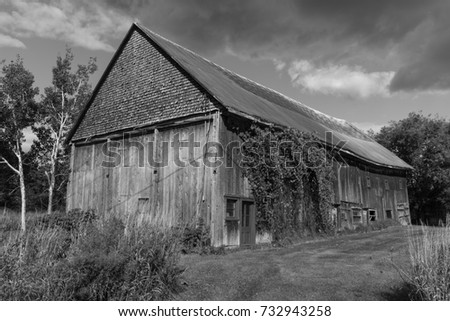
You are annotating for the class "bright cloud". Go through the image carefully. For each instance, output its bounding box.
[288,60,395,99]
[0,33,25,48]
[273,59,286,72]
[0,0,132,52]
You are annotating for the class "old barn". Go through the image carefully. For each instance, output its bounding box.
[66,23,412,246]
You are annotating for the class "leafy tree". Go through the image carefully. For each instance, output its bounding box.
[375,112,450,224]
[31,48,97,214]
[0,56,39,232]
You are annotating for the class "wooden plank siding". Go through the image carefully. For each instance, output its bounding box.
[335,162,410,225]
[67,116,223,242]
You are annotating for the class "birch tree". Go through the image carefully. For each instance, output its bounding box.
[0,56,39,232]
[32,48,97,214]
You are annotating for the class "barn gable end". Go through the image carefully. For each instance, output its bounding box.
[72,27,220,142]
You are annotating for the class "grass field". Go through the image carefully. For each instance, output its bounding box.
[177,226,423,301]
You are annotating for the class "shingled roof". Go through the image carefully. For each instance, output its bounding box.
[68,23,412,170]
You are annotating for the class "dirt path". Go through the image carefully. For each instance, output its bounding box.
[177,226,420,301]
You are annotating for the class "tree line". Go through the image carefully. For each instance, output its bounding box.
[0,49,97,232]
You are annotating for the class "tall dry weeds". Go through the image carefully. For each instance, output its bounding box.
[0,211,185,300]
[404,225,450,300]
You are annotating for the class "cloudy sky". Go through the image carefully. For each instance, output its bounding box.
[1,0,450,134]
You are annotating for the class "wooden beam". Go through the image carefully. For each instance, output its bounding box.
[72,113,215,146]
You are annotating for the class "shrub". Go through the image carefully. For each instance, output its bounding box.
[179,218,227,255]
[403,225,450,300]
[0,212,185,300]
[180,218,211,254]
[69,216,184,300]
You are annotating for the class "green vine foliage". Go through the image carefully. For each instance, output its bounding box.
[239,125,335,241]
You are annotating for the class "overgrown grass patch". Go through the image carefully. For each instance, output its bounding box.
[0,208,21,233]
[401,225,450,300]
[0,211,185,300]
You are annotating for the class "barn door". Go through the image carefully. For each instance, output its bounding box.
[240,201,255,246]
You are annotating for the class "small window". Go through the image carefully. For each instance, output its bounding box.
[226,199,237,217]
[352,209,362,224]
[366,176,371,188]
[386,209,393,219]
[384,179,389,190]
[399,179,403,190]
[369,210,377,221]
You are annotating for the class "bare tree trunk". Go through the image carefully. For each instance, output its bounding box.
[17,142,26,234]
[47,159,55,215]
[47,113,65,215]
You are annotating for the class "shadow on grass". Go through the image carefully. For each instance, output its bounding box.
[380,282,413,301]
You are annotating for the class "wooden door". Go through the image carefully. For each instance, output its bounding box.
[240,201,255,246]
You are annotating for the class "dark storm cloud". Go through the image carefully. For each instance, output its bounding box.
[102,0,310,57]
[389,9,450,92]
[101,0,450,93]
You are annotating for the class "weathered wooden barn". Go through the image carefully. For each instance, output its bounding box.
[66,23,412,246]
